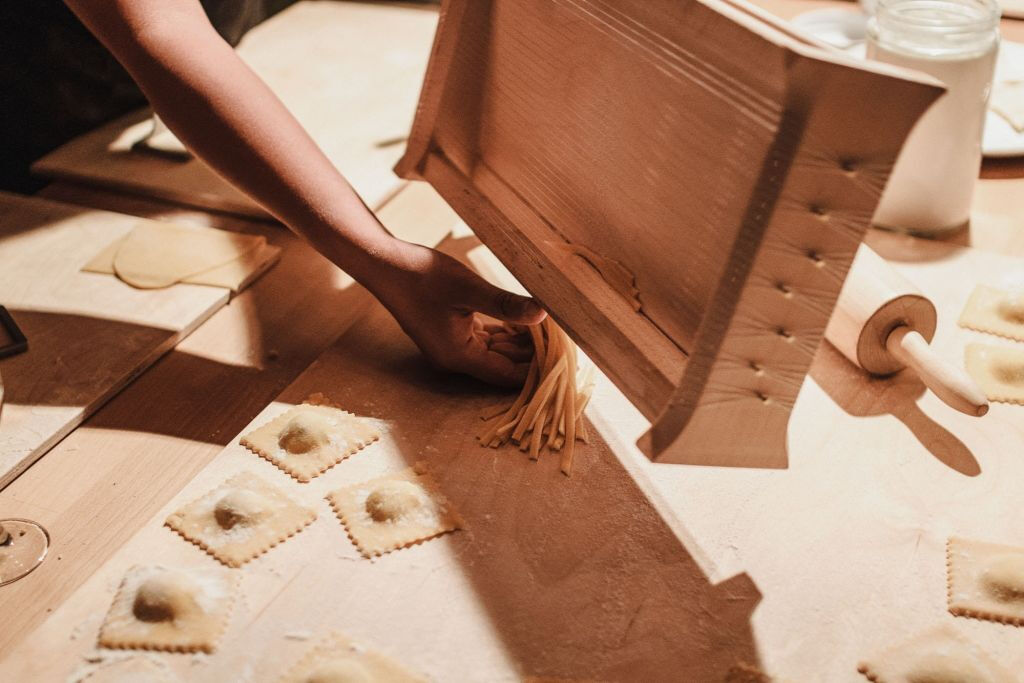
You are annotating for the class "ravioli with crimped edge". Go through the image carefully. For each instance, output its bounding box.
[948,536,1024,626]
[326,463,462,558]
[98,565,236,653]
[241,394,380,482]
[165,471,316,567]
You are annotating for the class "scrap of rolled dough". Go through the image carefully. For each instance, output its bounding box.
[857,624,1015,682]
[98,565,236,653]
[84,235,280,292]
[326,464,462,558]
[165,471,317,567]
[948,536,1024,626]
[279,631,424,683]
[958,285,1024,341]
[79,656,176,682]
[964,343,1024,404]
[991,80,1024,132]
[241,400,380,482]
[103,223,266,289]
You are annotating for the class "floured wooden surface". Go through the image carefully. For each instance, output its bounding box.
[31,1,439,218]
[597,231,1024,680]
[1,305,761,682]
[0,192,232,488]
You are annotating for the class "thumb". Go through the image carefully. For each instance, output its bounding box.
[473,282,547,325]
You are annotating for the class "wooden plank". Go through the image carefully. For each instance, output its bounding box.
[0,286,763,683]
[0,179,465,656]
[398,0,942,467]
[6,229,1024,681]
[32,1,440,218]
[0,192,238,488]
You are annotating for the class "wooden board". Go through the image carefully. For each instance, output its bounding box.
[0,191,254,489]
[0,179,464,657]
[588,230,1024,681]
[6,230,1024,681]
[0,301,763,683]
[397,0,943,468]
[31,1,440,219]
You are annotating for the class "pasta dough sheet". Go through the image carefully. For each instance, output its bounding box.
[857,624,1015,682]
[241,399,380,482]
[78,656,175,683]
[165,471,317,568]
[84,236,280,292]
[83,222,268,289]
[958,285,1024,341]
[278,631,424,682]
[964,343,1024,404]
[326,464,462,558]
[98,565,237,654]
[948,536,1024,626]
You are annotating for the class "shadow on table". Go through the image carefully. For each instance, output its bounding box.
[2,183,372,456]
[274,302,766,682]
[810,342,980,477]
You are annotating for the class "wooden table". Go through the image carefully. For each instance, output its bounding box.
[0,180,461,654]
[2,0,1024,678]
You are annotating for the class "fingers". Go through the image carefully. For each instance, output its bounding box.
[458,345,531,387]
[465,278,547,326]
[429,322,533,387]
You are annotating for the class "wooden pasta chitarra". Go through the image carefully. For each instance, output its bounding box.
[397,0,945,468]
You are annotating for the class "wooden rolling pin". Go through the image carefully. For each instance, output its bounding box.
[824,243,989,417]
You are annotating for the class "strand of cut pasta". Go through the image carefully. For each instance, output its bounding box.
[476,317,593,475]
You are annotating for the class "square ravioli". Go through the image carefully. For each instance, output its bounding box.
[326,465,463,558]
[958,285,1024,341]
[948,536,1024,626]
[964,343,1024,404]
[241,400,380,482]
[98,565,236,653]
[165,471,317,567]
[279,632,424,682]
[857,624,1014,683]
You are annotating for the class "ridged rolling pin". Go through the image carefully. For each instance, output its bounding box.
[824,243,988,417]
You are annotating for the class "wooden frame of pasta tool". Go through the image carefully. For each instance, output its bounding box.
[397,0,944,468]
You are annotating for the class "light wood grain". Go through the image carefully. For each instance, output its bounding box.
[0,179,462,656]
[0,192,239,489]
[32,1,440,218]
[0,288,763,683]
[399,0,943,468]
[8,228,1024,682]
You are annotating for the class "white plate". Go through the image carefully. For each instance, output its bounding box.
[791,9,1024,157]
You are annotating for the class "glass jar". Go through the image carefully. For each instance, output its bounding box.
[868,0,1000,235]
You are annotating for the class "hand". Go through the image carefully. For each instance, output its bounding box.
[366,241,547,387]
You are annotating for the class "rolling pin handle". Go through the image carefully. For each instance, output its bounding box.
[884,326,989,417]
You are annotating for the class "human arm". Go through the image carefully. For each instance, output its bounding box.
[62,0,544,385]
